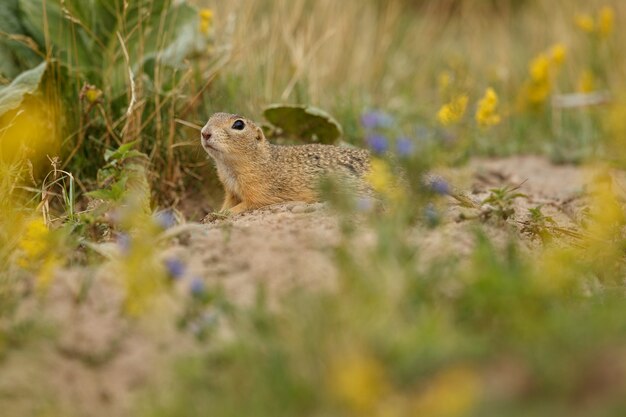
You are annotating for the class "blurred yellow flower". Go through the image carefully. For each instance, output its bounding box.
[37,255,60,291]
[0,96,59,166]
[16,218,61,291]
[85,87,102,104]
[199,8,213,35]
[577,70,595,93]
[437,94,468,126]
[575,13,595,33]
[475,87,501,128]
[529,54,550,82]
[17,218,49,267]
[598,6,614,38]
[412,365,481,417]
[550,44,567,66]
[329,350,389,414]
[366,157,404,202]
[438,71,452,94]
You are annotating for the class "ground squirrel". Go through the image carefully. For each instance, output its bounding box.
[200,112,370,214]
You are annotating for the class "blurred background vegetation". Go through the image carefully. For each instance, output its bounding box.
[2,0,626,416]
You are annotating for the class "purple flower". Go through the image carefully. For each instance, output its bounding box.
[366,134,388,154]
[429,178,450,195]
[117,233,131,254]
[361,111,393,130]
[164,258,185,279]
[190,277,205,296]
[356,196,374,212]
[396,137,414,156]
[154,210,176,230]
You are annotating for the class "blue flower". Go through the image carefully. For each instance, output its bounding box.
[366,134,388,154]
[117,233,131,254]
[396,136,414,156]
[164,258,185,279]
[361,111,393,130]
[429,178,450,195]
[190,277,205,296]
[356,196,374,212]
[154,210,177,230]
[424,203,440,227]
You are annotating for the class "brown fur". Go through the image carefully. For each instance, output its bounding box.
[201,112,370,214]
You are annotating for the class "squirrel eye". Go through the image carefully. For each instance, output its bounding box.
[231,120,245,130]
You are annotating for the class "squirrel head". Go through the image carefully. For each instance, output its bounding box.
[200,113,268,163]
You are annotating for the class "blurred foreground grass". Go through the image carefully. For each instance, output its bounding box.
[2,0,626,416]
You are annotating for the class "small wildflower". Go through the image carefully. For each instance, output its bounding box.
[360,111,393,130]
[412,365,481,417]
[190,277,206,296]
[117,232,131,254]
[429,178,450,195]
[475,87,501,128]
[438,71,452,93]
[329,351,389,414]
[154,210,177,230]
[424,204,440,227]
[577,70,595,93]
[17,218,49,266]
[199,8,213,35]
[80,83,103,104]
[529,54,550,82]
[356,196,375,212]
[395,136,414,156]
[598,6,614,38]
[437,94,468,126]
[36,255,59,291]
[365,157,404,202]
[164,258,186,280]
[366,134,389,155]
[550,43,567,66]
[575,13,595,33]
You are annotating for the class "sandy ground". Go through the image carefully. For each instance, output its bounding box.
[0,156,613,417]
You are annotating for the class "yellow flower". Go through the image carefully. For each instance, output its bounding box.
[85,88,102,104]
[575,13,595,33]
[199,8,213,35]
[550,43,567,66]
[329,351,389,414]
[438,71,452,94]
[365,157,404,202]
[412,365,481,417]
[0,96,59,165]
[598,6,614,38]
[437,94,468,126]
[577,70,595,93]
[475,87,501,128]
[37,255,60,291]
[17,218,49,267]
[529,53,550,82]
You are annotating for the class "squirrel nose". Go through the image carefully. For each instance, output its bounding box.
[201,130,212,140]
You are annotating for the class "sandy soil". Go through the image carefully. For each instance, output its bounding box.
[0,156,613,417]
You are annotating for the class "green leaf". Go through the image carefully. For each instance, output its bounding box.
[0,0,42,79]
[263,104,343,144]
[18,0,96,74]
[0,61,46,115]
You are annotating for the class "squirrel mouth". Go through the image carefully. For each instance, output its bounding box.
[202,140,220,152]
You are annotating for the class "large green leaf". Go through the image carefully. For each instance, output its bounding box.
[17,0,207,96]
[0,61,46,115]
[18,0,97,75]
[0,0,41,79]
[263,104,343,144]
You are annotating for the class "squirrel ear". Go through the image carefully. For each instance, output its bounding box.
[255,126,265,141]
